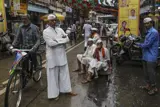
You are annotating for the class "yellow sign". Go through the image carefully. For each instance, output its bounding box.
[118,0,140,36]
[0,0,7,33]
[11,0,28,15]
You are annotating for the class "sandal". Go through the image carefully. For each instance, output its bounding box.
[73,69,80,72]
[139,85,151,91]
[81,79,91,84]
[148,88,158,96]
[78,71,85,75]
[68,92,78,96]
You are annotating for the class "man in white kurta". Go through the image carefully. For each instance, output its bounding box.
[43,14,76,99]
[90,28,100,44]
[74,38,96,74]
[83,20,92,51]
[82,40,112,83]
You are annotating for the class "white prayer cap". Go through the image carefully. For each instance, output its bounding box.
[88,38,93,41]
[96,39,102,44]
[143,17,152,23]
[67,27,71,30]
[91,28,98,31]
[48,14,56,20]
[86,20,90,23]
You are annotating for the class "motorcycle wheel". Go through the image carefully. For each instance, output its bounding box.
[110,44,122,65]
[116,56,124,65]
[157,59,160,68]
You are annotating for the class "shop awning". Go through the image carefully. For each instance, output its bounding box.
[28,4,48,13]
[41,13,65,21]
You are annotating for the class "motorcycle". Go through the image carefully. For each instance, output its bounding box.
[0,31,14,52]
[110,34,160,66]
[110,34,144,65]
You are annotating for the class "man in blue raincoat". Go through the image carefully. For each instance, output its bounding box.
[136,17,159,95]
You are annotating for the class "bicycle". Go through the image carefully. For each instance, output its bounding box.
[4,48,43,107]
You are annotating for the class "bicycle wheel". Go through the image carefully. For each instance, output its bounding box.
[4,71,22,107]
[33,54,42,82]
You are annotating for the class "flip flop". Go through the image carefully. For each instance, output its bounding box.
[68,92,78,96]
[148,88,158,96]
[78,72,85,75]
[139,86,151,91]
[81,79,91,84]
[73,69,80,72]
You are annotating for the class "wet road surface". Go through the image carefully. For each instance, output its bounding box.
[115,61,160,107]
[0,41,112,107]
[1,40,160,107]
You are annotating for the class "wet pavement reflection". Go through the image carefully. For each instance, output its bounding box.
[115,61,160,107]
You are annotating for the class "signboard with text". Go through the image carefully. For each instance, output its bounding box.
[0,0,7,33]
[11,0,28,16]
[118,0,140,36]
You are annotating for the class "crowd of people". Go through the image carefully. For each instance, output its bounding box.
[5,13,111,100]
[42,14,113,99]
[6,11,160,102]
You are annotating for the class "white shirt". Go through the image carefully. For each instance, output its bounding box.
[43,26,69,68]
[83,24,92,37]
[71,24,76,32]
[99,47,110,62]
[83,44,97,57]
[92,33,100,43]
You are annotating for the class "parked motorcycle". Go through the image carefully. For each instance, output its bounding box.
[110,34,142,65]
[110,34,160,66]
[0,31,13,52]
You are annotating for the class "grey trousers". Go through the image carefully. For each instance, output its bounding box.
[142,61,157,86]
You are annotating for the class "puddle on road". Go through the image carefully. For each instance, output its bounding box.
[87,76,109,107]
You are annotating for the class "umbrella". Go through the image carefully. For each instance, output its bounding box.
[41,13,65,21]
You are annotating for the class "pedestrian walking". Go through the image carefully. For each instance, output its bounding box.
[43,14,77,100]
[70,22,77,45]
[136,17,159,95]
[83,20,92,51]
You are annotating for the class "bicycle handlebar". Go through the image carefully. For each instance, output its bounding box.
[12,49,31,53]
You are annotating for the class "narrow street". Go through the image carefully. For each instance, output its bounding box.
[0,0,160,106]
[0,41,160,107]
[0,41,112,107]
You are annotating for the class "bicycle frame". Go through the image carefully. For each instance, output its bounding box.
[9,51,27,75]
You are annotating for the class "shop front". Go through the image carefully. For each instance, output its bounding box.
[28,3,49,31]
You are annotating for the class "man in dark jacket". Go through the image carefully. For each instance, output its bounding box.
[9,14,40,74]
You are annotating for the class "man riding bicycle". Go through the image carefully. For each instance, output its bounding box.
[7,14,40,86]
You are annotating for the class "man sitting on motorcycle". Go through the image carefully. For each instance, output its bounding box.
[7,14,40,87]
[82,40,112,84]
[73,38,97,74]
